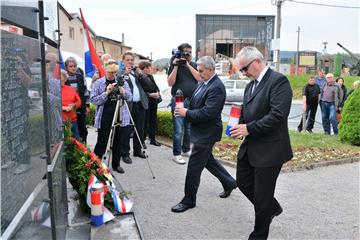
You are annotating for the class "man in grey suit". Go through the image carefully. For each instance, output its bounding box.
[171,56,237,213]
[230,47,293,239]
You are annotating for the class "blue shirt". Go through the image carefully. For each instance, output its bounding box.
[315,76,326,90]
[129,72,140,102]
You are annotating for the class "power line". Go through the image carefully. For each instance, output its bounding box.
[288,0,360,9]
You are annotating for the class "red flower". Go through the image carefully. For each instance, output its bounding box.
[96,168,104,174]
[85,162,92,169]
[89,152,101,163]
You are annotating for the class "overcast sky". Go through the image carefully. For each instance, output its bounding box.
[59,0,359,60]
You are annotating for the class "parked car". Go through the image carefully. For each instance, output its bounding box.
[223,79,250,102]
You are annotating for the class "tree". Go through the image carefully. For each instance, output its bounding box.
[339,89,360,145]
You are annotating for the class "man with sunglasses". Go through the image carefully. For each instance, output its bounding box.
[230,47,293,239]
[167,43,201,164]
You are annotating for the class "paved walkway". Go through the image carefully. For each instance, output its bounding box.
[87,127,359,239]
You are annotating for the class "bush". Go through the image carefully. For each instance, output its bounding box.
[86,103,96,126]
[339,89,360,145]
[157,111,173,138]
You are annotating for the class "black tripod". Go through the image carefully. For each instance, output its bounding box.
[102,93,156,179]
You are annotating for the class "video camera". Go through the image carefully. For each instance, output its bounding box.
[172,48,191,65]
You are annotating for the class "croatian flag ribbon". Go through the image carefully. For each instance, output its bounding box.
[86,174,100,208]
[79,8,105,78]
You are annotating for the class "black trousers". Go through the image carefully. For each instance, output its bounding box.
[119,125,132,158]
[77,109,88,143]
[298,103,318,131]
[127,102,146,154]
[145,99,158,142]
[94,113,121,169]
[181,143,237,206]
[236,150,282,239]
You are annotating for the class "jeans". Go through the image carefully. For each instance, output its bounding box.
[321,101,338,135]
[171,97,191,156]
[297,103,318,131]
[71,121,81,141]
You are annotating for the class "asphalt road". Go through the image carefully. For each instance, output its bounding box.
[85,127,359,240]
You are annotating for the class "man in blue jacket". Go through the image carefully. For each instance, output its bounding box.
[171,56,237,213]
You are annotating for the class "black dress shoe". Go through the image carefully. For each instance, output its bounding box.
[122,156,132,164]
[134,151,146,158]
[270,205,283,223]
[113,166,125,174]
[219,186,237,198]
[150,140,161,146]
[171,203,195,213]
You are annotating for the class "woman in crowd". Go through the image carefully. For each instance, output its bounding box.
[138,61,162,147]
[90,59,132,174]
[61,69,82,140]
[65,57,89,143]
[336,77,347,108]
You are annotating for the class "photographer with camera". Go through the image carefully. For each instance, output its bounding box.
[90,59,132,174]
[120,51,149,160]
[167,43,201,164]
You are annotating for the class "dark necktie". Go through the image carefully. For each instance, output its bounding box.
[251,80,258,96]
[194,82,205,98]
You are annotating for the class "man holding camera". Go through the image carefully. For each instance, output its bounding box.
[121,51,149,161]
[167,43,201,164]
[90,59,132,174]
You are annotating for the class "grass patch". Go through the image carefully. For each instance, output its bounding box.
[213,126,360,169]
[287,74,359,99]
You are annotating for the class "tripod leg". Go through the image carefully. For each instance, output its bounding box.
[124,101,156,179]
[103,100,122,168]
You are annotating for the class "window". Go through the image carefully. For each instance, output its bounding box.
[69,27,74,39]
[236,81,248,89]
[224,81,234,89]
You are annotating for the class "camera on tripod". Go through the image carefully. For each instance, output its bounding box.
[115,74,125,87]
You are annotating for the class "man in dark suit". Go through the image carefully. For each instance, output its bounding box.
[230,47,293,239]
[121,51,149,162]
[171,56,237,213]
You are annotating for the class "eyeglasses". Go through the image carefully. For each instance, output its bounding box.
[239,59,256,73]
[105,61,118,66]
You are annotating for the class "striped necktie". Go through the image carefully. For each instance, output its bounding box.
[251,80,258,96]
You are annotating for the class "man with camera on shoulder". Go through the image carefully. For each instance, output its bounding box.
[167,43,201,164]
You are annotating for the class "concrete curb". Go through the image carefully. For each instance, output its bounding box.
[219,157,360,173]
[157,139,360,173]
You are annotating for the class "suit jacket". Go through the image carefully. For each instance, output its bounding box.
[238,68,293,167]
[126,71,149,110]
[186,74,225,144]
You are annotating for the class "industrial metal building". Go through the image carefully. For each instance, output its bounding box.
[196,14,275,60]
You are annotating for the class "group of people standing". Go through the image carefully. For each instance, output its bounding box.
[61,51,161,174]
[297,68,359,135]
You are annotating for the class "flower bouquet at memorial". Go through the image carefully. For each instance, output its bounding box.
[64,123,132,213]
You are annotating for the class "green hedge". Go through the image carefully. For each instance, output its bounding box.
[339,89,360,145]
[157,111,173,138]
[86,103,96,126]
[86,106,174,138]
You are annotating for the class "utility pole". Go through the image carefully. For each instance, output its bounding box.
[274,0,285,71]
[150,52,153,61]
[295,26,300,76]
